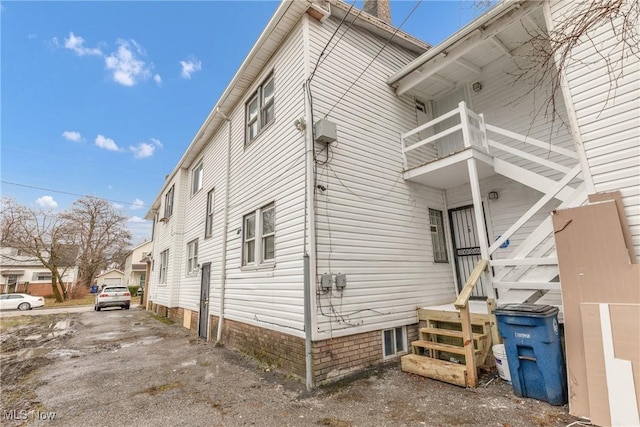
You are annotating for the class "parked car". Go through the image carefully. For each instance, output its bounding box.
[94,286,131,311]
[0,293,45,311]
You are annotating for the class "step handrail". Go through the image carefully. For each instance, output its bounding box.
[454,259,489,309]
[453,259,488,388]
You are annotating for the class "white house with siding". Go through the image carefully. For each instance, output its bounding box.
[145,0,639,389]
[122,240,152,289]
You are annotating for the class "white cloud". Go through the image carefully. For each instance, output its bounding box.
[36,196,58,209]
[130,142,155,159]
[179,57,202,79]
[130,199,145,210]
[130,138,162,159]
[64,32,102,56]
[154,74,162,85]
[112,203,124,209]
[62,130,82,142]
[128,216,146,223]
[95,134,120,151]
[105,39,151,86]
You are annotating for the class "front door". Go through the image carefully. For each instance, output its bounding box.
[449,205,489,298]
[198,263,211,339]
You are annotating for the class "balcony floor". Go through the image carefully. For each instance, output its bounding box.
[404,147,494,189]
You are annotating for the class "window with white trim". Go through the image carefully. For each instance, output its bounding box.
[186,239,199,275]
[159,249,169,284]
[242,203,275,267]
[164,185,174,219]
[245,74,275,145]
[429,209,448,263]
[383,326,407,358]
[191,162,203,195]
[205,189,214,238]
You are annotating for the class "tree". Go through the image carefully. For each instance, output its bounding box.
[0,198,76,302]
[62,196,131,289]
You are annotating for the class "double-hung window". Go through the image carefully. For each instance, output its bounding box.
[242,203,275,267]
[429,209,448,263]
[192,162,203,195]
[205,189,214,238]
[159,249,169,284]
[186,239,199,275]
[245,74,275,145]
[164,185,174,219]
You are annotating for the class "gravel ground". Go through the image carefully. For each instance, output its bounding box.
[0,308,582,427]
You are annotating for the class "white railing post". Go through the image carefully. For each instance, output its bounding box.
[400,132,408,170]
[478,113,489,153]
[459,101,472,149]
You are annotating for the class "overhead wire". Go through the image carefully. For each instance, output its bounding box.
[323,0,424,119]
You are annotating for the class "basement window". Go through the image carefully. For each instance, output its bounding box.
[382,326,407,359]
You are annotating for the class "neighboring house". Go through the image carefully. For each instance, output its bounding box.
[123,241,152,289]
[95,269,125,288]
[0,247,78,296]
[144,0,639,389]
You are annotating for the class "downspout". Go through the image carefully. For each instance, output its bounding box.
[216,107,232,344]
[302,13,316,391]
[542,0,595,194]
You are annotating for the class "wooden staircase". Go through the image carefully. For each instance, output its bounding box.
[401,260,498,387]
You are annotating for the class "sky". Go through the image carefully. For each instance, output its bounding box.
[1,0,490,245]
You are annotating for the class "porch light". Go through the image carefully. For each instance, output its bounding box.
[488,191,499,200]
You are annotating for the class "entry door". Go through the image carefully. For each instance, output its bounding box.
[434,86,468,157]
[449,205,488,298]
[198,263,211,339]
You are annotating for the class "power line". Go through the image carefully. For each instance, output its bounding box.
[0,180,152,209]
[324,0,424,119]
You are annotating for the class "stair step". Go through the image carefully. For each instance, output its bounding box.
[419,327,487,340]
[401,354,468,387]
[411,340,481,355]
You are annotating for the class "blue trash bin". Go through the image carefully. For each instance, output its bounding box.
[90,285,98,294]
[494,304,567,405]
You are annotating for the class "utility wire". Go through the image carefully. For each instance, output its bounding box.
[0,180,152,209]
[323,0,424,119]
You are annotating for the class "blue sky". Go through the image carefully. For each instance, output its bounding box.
[1,0,488,244]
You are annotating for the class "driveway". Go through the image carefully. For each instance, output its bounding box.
[1,308,579,426]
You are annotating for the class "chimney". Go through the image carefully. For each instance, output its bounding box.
[363,0,391,24]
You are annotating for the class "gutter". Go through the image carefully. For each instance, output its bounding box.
[216,107,232,344]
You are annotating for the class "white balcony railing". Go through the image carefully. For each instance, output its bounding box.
[401,101,488,170]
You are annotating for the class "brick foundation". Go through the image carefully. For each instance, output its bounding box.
[147,303,418,385]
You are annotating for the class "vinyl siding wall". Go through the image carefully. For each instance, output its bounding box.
[149,171,187,308]
[307,16,452,340]
[550,0,640,259]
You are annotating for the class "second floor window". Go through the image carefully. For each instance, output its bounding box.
[205,189,214,238]
[164,185,174,219]
[245,74,275,145]
[192,162,203,195]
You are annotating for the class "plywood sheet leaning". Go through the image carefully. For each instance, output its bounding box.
[581,303,640,426]
[552,192,640,420]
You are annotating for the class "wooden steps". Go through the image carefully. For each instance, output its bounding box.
[401,302,497,388]
[401,354,468,387]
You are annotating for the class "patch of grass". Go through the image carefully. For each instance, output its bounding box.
[317,418,353,427]
[151,314,174,325]
[138,381,182,396]
[45,294,95,307]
